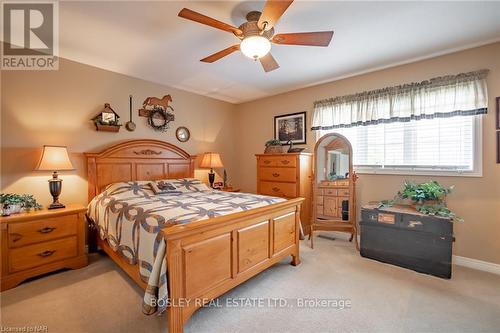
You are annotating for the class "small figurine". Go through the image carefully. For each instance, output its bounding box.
[287,140,305,153]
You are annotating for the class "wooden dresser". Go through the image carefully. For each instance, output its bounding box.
[256,153,312,233]
[0,204,88,291]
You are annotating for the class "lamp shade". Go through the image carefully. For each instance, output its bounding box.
[199,152,223,169]
[35,145,75,171]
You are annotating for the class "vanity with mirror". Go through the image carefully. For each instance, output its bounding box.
[310,133,358,249]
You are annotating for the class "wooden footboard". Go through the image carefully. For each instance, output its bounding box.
[163,198,303,333]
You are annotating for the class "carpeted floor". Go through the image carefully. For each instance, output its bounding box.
[1,235,500,333]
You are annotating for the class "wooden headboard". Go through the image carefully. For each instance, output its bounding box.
[85,139,196,202]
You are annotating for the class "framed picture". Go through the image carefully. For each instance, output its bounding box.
[274,112,306,145]
[496,96,500,130]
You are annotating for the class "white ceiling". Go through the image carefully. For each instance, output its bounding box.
[59,1,500,104]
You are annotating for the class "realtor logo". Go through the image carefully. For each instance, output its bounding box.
[1,1,59,70]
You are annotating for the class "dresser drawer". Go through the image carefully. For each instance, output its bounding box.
[9,236,78,273]
[338,189,350,197]
[260,167,296,182]
[8,215,78,248]
[258,155,297,168]
[323,188,337,196]
[259,181,297,198]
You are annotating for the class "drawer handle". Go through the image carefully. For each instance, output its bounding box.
[38,250,56,257]
[272,187,280,192]
[281,160,290,165]
[38,227,56,234]
[272,173,280,177]
[264,160,271,164]
[11,233,23,242]
[408,221,423,228]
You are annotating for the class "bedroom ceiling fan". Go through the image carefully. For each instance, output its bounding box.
[178,0,334,72]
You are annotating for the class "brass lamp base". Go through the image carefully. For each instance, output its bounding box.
[48,171,65,209]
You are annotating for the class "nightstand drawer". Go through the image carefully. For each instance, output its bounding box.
[8,215,78,248]
[9,236,78,273]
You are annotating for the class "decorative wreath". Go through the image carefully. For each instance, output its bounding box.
[147,107,174,132]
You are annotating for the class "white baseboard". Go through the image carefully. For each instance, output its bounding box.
[452,255,500,275]
[313,231,500,275]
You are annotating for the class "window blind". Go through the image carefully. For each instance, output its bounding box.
[320,116,477,172]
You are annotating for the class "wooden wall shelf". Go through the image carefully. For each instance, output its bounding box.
[95,124,121,132]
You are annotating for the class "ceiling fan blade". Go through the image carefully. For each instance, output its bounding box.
[272,31,334,46]
[258,0,294,31]
[178,8,242,35]
[259,53,280,72]
[200,45,240,63]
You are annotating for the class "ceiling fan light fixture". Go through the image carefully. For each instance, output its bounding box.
[240,35,271,60]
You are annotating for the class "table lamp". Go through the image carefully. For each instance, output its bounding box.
[200,152,223,188]
[35,145,75,209]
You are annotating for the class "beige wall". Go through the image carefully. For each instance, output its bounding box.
[1,58,237,207]
[2,44,499,265]
[234,43,500,264]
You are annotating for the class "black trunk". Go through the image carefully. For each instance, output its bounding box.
[360,206,454,279]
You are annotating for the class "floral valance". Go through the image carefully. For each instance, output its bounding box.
[311,69,489,130]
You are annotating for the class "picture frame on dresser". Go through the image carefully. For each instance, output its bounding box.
[274,112,306,145]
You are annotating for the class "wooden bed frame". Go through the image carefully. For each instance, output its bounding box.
[85,139,303,333]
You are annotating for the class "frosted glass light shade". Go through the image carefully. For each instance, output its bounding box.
[200,152,224,168]
[240,36,271,59]
[35,145,75,171]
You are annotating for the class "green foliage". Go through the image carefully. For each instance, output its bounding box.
[265,139,281,147]
[416,203,464,222]
[94,117,120,126]
[377,180,462,222]
[1,193,43,211]
[0,193,23,205]
[398,180,453,203]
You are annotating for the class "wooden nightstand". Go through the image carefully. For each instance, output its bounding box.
[0,204,88,291]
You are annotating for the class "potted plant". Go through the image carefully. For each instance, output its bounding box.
[398,180,453,205]
[1,193,43,216]
[379,181,463,222]
[264,139,283,154]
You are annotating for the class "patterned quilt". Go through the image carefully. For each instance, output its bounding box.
[86,178,284,315]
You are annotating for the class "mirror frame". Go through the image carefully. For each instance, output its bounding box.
[314,132,353,185]
[311,132,358,250]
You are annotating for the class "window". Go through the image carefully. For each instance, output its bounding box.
[319,116,482,176]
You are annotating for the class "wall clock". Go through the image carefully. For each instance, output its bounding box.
[176,127,190,142]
